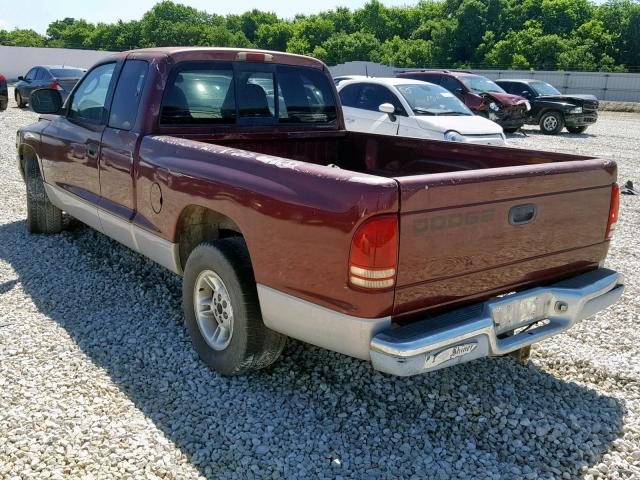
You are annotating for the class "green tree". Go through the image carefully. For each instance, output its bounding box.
[255,22,293,51]
[316,32,380,65]
[540,0,593,35]
[374,36,434,67]
[3,29,47,47]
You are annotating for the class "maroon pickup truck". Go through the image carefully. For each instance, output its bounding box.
[18,48,623,377]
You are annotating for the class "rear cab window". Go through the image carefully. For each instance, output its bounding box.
[160,62,337,127]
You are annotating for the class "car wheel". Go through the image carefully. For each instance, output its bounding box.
[539,111,564,135]
[0,97,7,111]
[566,125,588,134]
[25,157,63,234]
[182,238,286,376]
[15,91,27,108]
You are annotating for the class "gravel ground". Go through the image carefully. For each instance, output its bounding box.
[0,93,639,479]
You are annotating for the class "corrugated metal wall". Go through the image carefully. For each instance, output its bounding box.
[0,46,113,80]
[329,61,640,102]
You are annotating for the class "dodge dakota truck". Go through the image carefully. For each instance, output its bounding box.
[18,48,623,377]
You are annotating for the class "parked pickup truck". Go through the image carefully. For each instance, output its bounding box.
[18,48,623,377]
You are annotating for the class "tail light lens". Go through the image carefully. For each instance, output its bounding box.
[605,183,620,240]
[50,81,63,91]
[349,215,398,290]
[0,74,5,81]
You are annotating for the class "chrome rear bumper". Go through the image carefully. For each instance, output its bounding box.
[370,268,624,376]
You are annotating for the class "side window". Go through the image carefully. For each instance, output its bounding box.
[516,84,532,97]
[69,63,116,124]
[500,82,513,94]
[25,68,37,81]
[35,68,48,81]
[355,84,404,114]
[109,60,148,130]
[161,63,236,125]
[339,84,360,107]
[440,76,462,93]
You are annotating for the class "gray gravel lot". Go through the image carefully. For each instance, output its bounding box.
[0,94,638,479]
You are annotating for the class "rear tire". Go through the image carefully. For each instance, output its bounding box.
[566,125,588,134]
[539,111,564,135]
[182,238,286,376]
[25,157,63,234]
[15,91,27,108]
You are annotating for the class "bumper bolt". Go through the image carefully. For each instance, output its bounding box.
[555,301,569,313]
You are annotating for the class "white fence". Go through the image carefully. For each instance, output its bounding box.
[329,61,640,102]
[0,46,113,80]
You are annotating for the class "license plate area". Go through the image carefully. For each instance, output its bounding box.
[490,293,552,335]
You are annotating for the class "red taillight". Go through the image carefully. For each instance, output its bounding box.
[349,215,398,290]
[0,74,5,81]
[605,183,620,240]
[50,81,62,90]
[236,52,274,62]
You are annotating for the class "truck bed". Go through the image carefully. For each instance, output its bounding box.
[151,130,616,321]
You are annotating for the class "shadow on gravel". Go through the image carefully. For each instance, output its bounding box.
[506,129,595,140]
[0,220,626,479]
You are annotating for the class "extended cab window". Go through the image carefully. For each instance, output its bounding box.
[160,62,337,126]
[109,60,148,130]
[69,63,116,124]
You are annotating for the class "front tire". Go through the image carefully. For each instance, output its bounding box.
[25,157,63,234]
[539,111,564,135]
[182,238,286,376]
[566,125,588,134]
[15,91,27,108]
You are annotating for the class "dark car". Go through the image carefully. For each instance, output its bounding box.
[496,79,598,135]
[15,65,85,108]
[396,70,530,132]
[0,74,7,111]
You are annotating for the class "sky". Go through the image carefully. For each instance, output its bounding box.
[0,0,416,34]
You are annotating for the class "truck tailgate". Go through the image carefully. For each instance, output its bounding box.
[394,159,616,317]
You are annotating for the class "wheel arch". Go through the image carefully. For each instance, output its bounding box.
[175,205,245,271]
[17,143,39,181]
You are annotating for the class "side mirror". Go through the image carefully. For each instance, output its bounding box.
[454,88,464,95]
[379,103,396,114]
[30,88,63,114]
[18,76,24,81]
[521,91,532,98]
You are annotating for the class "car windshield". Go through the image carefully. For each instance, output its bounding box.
[460,75,505,94]
[396,83,472,116]
[49,68,86,78]
[531,81,561,96]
